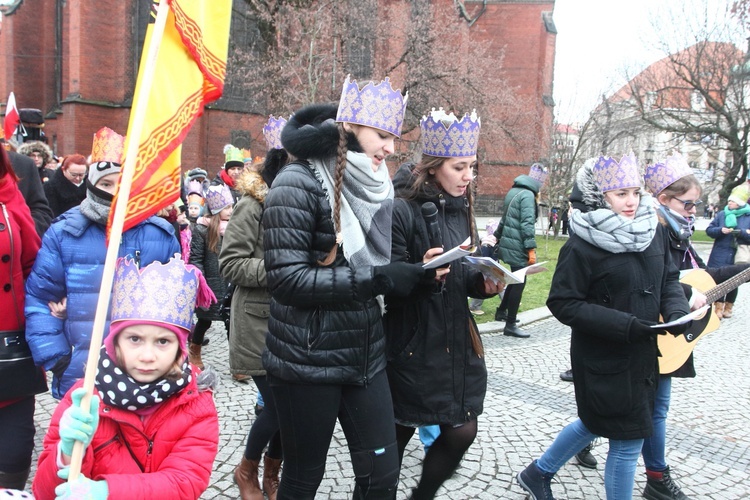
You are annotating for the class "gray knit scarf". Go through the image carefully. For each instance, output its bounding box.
[312,151,394,267]
[79,191,112,225]
[569,194,658,253]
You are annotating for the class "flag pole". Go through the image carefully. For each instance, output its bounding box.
[67,0,172,481]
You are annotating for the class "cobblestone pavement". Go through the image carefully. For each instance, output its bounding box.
[28,281,749,499]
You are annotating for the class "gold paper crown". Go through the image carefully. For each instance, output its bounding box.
[91,127,125,164]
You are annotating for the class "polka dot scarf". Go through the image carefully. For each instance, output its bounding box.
[94,345,192,411]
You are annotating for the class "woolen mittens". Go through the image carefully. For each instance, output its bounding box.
[56,470,109,500]
[59,388,100,457]
[373,262,426,297]
[628,319,661,342]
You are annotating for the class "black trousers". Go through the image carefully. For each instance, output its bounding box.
[0,396,35,474]
[497,264,527,323]
[269,370,399,499]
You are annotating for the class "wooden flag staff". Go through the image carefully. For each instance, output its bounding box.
[67,0,171,481]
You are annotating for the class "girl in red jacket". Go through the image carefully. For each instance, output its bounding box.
[33,256,219,500]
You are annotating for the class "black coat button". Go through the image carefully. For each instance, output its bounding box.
[3,283,11,292]
[0,223,5,231]
[1,255,9,263]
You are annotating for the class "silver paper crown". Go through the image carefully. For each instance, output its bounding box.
[644,153,694,195]
[419,108,481,158]
[529,163,549,185]
[593,153,642,193]
[336,75,408,137]
[263,115,288,150]
[205,184,234,214]
[111,256,199,332]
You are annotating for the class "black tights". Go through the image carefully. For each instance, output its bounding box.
[496,265,526,323]
[395,420,478,500]
[191,318,211,345]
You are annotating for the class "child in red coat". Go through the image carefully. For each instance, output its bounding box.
[33,256,218,500]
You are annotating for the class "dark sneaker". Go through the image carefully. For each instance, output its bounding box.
[575,442,597,469]
[517,461,556,500]
[643,467,689,500]
[559,369,574,382]
[494,309,508,322]
[503,322,530,338]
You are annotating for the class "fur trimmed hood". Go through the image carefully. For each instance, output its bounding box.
[234,169,268,204]
[280,103,362,160]
[573,158,607,212]
[18,140,53,165]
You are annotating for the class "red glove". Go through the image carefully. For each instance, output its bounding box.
[527,248,537,265]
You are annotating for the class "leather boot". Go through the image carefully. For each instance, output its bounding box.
[503,321,530,338]
[0,468,31,490]
[722,302,733,318]
[188,342,204,370]
[714,301,725,320]
[262,454,282,500]
[234,456,263,500]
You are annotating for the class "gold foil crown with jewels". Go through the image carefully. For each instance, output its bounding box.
[420,108,481,158]
[90,127,125,164]
[644,153,694,195]
[593,153,642,193]
[336,75,408,138]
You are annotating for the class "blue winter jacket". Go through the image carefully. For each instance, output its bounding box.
[705,209,750,268]
[25,207,179,398]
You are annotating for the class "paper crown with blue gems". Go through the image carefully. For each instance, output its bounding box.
[529,163,549,185]
[263,115,288,151]
[205,184,233,214]
[419,108,481,158]
[336,75,408,138]
[593,153,642,193]
[644,153,693,195]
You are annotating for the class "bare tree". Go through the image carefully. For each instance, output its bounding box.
[227,0,539,166]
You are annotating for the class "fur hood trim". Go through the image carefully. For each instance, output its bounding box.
[280,103,362,160]
[575,158,607,211]
[18,141,53,164]
[234,169,268,204]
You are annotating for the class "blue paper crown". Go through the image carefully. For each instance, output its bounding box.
[420,108,481,158]
[336,75,408,137]
[263,115,288,150]
[644,153,693,195]
[205,184,233,214]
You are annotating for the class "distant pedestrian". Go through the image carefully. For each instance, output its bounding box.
[493,163,548,338]
[17,141,55,183]
[43,154,87,217]
[516,154,691,500]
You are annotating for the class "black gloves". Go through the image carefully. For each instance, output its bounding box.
[664,316,692,336]
[628,319,662,343]
[50,353,71,380]
[373,262,426,297]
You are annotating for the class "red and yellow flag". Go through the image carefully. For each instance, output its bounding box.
[109,0,232,234]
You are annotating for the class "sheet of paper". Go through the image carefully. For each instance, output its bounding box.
[462,256,548,285]
[650,305,710,328]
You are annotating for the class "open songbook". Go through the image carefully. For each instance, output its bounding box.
[462,256,548,285]
[422,237,477,269]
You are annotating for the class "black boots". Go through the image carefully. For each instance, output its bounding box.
[0,468,30,490]
[643,467,689,500]
[494,308,508,322]
[517,461,555,500]
[575,441,597,469]
[503,321,530,338]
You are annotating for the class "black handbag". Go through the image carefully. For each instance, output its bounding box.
[0,330,48,399]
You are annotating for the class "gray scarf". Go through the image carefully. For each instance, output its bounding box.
[569,194,658,253]
[312,151,394,267]
[79,191,112,225]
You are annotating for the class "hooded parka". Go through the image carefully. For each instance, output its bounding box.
[494,175,539,267]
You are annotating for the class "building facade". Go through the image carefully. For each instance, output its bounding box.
[1,0,555,204]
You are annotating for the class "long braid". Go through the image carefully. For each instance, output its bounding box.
[318,123,349,266]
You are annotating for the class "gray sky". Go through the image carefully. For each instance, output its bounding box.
[552,0,741,124]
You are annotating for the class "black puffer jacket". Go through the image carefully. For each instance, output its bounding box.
[384,163,492,426]
[549,164,689,440]
[261,103,387,385]
[189,223,226,321]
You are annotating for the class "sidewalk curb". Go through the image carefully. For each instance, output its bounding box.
[478,305,553,335]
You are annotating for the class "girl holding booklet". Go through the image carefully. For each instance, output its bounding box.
[384,108,503,499]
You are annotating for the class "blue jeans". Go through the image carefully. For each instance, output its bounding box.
[641,375,671,471]
[537,419,643,500]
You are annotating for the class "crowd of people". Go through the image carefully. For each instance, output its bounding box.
[0,74,749,500]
